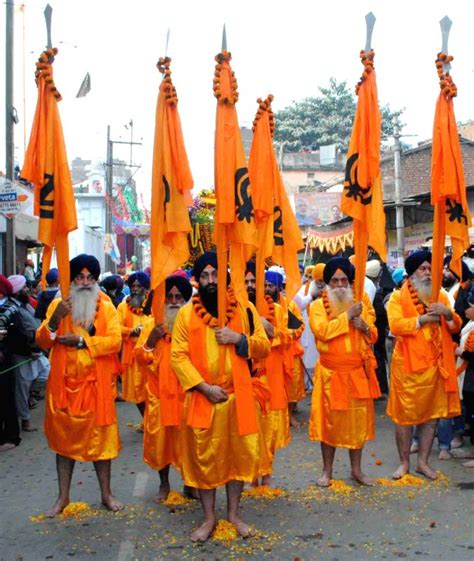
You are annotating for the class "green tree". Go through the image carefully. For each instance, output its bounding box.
[274,77,404,152]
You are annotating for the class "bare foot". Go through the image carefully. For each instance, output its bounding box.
[392,463,409,480]
[21,420,38,432]
[316,472,331,487]
[415,463,438,480]
[452,447,474,459]
[462,459,474,468]
[290,416,301,428]
[153,484,170,504]
[190,518,216,542]
[409,442,419,454]
[183,485,200,500]
[46,497,69,518]
[227,515,256,538]
[438,449,451,460]
[261,474,271,486]
[351,472,374,486]
[250,479,259,488]
[450,435,464,449]
[0,443,16,452]
[102,494,124,512]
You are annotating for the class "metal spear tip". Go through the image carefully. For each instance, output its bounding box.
[222,24,227,52]
[164,28,170,57]
[439,15,452,72]
[365,12,376,52]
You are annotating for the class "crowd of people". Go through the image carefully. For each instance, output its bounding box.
[0,248,473,542]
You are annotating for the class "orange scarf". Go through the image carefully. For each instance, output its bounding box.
[186,304,258,436]
[400,282,457,393]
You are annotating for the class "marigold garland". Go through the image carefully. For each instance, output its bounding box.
[465,329,474,352]
[322,289,334,320]
[157,56,178,106]
[126,293,150,316]
[243,485,285,499]
[212,519,239,541]
[192,287,237,327]
[355,49,375,94]
[252,95,275,136]
[35,47,62,100]
[264,294,276,324]
[162,491,191,506]
[213,50,239,105]
[406,280,427,315]
[435,52,457,98]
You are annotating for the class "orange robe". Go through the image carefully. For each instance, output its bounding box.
[171,300,271,489]
[386,286,462,425]
[309,293,379,449]
[37,295,122,462]
[286,300,306,403]
[135,318,183,472]
[117,300,150,403]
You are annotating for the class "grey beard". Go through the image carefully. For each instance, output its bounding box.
[411,276,432,304]
[70,283,100,327]
[165,305,180,333]
[130,292,145,308]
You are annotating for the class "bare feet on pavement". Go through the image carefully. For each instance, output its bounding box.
[261,474,271,486]
[438,449,451,460]
[452,447,474,459]
[392,463,409,480]
[21,420,38,432]
[450,435,464,449]
[316,472,331,487]
[462,459,474,468]
[46,498,69,518]
[290,416,301,428]
[190,518,216,542]
[351,472,374,486]
[102,495,124,512]
[0,443,16,451]
[415,463,438,480]
[153,485,170,503]
[228,515,256,538]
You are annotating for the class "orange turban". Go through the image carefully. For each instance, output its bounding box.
[312,263,325,281]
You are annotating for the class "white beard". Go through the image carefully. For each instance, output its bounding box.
[411,276,432,305]
[327,285,354,316]
[70,283,100,328]
[165,305,180,333]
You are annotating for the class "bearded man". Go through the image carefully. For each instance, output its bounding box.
[117,271,152,416]
[171,252,270,542]
[135,275,194,503]
[387,250,462,480]
[309,257,380,487]
[36,254,123,516]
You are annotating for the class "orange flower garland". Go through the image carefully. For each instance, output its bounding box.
[464,329,474,352]
[157,56,178,106]
[126,293,150,316]
[213,50,239,105]
[406,280,427,315]
[264,294,276,324]
[322,289,334,320]
[252,95,275,136]
[35,47,62,100]
[435,52,457,99]
[192,287,238,327]
[355,49,375,94]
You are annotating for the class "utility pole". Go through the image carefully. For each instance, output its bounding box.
[393,121,405,267]
[5,0,16,275]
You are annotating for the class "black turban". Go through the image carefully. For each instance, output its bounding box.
[127,271,151,289]
[444,256,472,282]
[101,275,118,291]
[70,254,100,281]
[323,257,353,284]
[192,252,218,280]
[245,261,256,276]
[166,275,193,302]
[405,250,432,277]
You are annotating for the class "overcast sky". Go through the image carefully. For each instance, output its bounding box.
[1,0,474,200]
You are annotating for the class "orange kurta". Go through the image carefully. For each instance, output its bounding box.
[309,293,378,449]
[37,296,122,462]
[135,318,183,472]
[386,286,462,425]
[171,300,270,489]
[286,300,306,403]
[117,300,150,403]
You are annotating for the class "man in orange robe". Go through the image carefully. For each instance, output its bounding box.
[309,257,380,487]
[135,275,193,502]
[117,271,152,416]
[171,253,270,542]
[286,300,306,427]
[387,250,462,480]
[36,254,123,516]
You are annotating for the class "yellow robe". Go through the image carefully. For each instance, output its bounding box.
[309,293,377,449]
[386,288,461,425]
[37,297,122,462]
[286,300,306,403]
[135,318,181,472]
[171,300,271,489]
[117,301,150,403]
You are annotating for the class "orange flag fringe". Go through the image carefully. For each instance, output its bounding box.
[430,52,471,300]
[249,95,304,312]
[213,50,258,321]
[340,50,386,300]
[150,57,193,323]
[21,48,77,298]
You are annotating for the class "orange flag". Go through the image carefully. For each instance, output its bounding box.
[21,48,77,298]
[430,52,471,300]
[249,95,304,312]
[150,57,193,323]
[213,50,258,322]
[340,50,386,300]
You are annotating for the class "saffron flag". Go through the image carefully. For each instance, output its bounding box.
[21,48,77,298]
[150,57,193,322]
[430,52,471,300]
[249,95,304,312]
[213,50,258,320]
[340,50,386,300]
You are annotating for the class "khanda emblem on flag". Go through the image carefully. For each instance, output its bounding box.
[39,174,54,218]
[273,206,284,246]
[446,198,468,225]
[343,153,373,206]
[163,175,171,207]
[235,167,253,223]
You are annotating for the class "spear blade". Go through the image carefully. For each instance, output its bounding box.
[365,12,376,51]
[222,24,227,51]
[164,28,170,57]
[440,15,452,73]
[44,4,53,49]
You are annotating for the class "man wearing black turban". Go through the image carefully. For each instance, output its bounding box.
[36,254,123,516]
[386,249,462,480]
[117,271,152,416]
[309,256,380,487]
[135,274,196,503]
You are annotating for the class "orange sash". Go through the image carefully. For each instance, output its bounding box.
[121,307,138,370]
[186,305,258,436]
[158,340,184,427]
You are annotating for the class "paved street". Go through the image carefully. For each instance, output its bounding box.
[1,396,473,561]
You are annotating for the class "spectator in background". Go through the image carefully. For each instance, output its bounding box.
[114,274,127,302]
[27,279,40,310]
[35,269,60,320]
[24,259,35,282]
[100,275,119,307]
